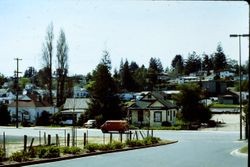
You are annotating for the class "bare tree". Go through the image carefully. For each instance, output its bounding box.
[56,29,69,107]
[42,23,54,104]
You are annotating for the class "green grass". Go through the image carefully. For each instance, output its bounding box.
[239,145,248,154]
[210,103,239,108]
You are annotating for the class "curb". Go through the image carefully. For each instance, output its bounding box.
[230,148,247,158]
[1,141,178,167]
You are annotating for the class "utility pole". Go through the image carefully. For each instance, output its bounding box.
[230,34,249,140]
[14,58,22,128]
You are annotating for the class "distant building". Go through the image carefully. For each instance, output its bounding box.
[61,98,90,124]
[8,94,55,124]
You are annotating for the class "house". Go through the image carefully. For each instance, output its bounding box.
[73,86,89,98]
[8,94,55,124]
[61,98,90,124]
[128,91,178,127]
[0,89,15,105]
[219,70,235,79]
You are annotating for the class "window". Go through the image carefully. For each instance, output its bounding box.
[154,111,162,122]
[170,110,173,121]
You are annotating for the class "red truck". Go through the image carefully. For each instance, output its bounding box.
[101,120,129,133]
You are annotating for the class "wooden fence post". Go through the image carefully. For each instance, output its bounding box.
[67,133,70,147]
[3,132,6,158]
[24,135,27,152]
[39,131,41,145]
[56,134,59,146]
[110,133,113,143]
[83,133,87,147]
[29,138,34,151]
[48,135,51,146]
[44,132,46,145]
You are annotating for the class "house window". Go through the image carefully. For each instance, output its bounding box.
[154,111,162,122]
[170,110,173,121]
[148,94,151,99]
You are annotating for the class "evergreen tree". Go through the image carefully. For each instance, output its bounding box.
[213,44,227,72]
[87,54,124,127]
[171,55,184,75]
[121,60,137,91]
[184,52,201,75]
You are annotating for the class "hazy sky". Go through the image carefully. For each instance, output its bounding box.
[0,0,249,77]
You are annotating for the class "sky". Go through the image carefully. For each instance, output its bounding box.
[0,0,249,77]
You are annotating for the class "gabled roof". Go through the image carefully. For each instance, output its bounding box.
[129,91,177,110]
[63,98,90,109]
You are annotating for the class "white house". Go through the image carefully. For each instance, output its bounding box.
[8,94,55,124]
[128,91,178,127]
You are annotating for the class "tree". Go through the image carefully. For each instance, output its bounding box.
[171,55,184,75]
[133,65,147,91]
[42,23,54,104]
[213,44,227,72]
[184,52,201,75]
[202,54,213,74]
[0,73,6,88]
[174,83,211,123]
[0,104,11,125]
[56,29,69,107]
[23,67,37,78]
[147,57,163,90]
[120,60,137,91]
[87,54,124,127]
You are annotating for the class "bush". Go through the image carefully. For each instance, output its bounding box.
[112,141,125,149]
[85,143,100,152]
[126,140,145,147]
[0,147,5,162]
[61,146,82,155]
[10,151,29,162]
[38,146,60,158]
[99,144,115,151]
[161,121,172,127]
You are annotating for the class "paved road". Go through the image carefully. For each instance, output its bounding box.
[28,130,247,167]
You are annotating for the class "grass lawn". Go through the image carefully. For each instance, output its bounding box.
[240,145,248,154]
[210,103,239,108]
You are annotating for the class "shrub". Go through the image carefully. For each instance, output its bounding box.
[0,147,5,162]
[85,143,100,152]
[38,146,60,158]
[61,146,82,155]
[112,141,125,149]
[10,151,29,162]
[99,144,115,151]
[126,140,145,147]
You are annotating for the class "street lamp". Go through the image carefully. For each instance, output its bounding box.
[229,34,249,140]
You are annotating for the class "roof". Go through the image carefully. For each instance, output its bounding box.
[63,98,90,109]
[129,91,177,110]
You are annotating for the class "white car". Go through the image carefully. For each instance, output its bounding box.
[84,120,96,128]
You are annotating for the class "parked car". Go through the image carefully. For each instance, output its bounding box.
[84,120,96,128]
[100,120,129,133]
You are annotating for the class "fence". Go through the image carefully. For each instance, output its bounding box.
[0,128,153,158]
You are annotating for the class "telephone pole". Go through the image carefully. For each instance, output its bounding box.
[14,58,22,128]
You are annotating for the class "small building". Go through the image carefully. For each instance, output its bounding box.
[61,98,90,124]
[128,91,178,127]
[8,94,55,124]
